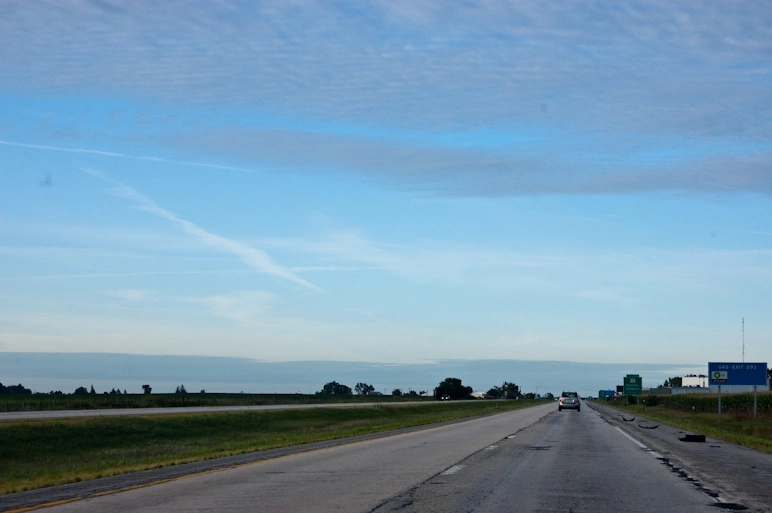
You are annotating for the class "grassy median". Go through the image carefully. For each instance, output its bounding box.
[598,396,772,454]
[0,400,539,494]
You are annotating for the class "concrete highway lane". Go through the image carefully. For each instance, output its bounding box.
[19,403,553,513]
[373,404,724,513]
[13,402,767,513]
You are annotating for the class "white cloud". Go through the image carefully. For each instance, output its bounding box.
[3,3,772,197]
[2,1,769,136]
[104,289,150,302]
[180,291,277,323]
[574,288,634,304]
[85,169,322,291]
[0,140,253,173]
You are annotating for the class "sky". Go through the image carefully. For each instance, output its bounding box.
[1,1,771,373]
[0,353,710,396]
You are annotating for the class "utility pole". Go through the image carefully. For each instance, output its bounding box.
[742,317,745,362]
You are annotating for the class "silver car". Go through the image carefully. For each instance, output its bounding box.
[558,391,580,412]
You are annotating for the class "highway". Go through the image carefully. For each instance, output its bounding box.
[4,401,770,513]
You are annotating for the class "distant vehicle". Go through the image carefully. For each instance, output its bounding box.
[440,394,451,401]
[559,391,580,412]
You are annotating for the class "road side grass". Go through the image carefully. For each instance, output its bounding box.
[599,401,772,454]
[0,393,436,412]
[0,400,539,494]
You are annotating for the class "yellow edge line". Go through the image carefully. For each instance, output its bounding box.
[3,463,256,513]
[3,497,82,513]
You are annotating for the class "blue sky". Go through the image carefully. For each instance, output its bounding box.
[1,1,771,369]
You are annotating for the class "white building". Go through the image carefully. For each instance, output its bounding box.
[682,375,708,387]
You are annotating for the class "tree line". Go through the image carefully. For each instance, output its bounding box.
[0,383,32,395]
[0,383,140,396]
[315,377,524,400]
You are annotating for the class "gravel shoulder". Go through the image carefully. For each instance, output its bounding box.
[589,401,772,513]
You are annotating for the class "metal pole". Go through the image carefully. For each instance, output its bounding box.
[753,385,757,419]
[717,385,722,424]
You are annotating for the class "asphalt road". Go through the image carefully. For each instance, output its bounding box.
[4,401,770,513]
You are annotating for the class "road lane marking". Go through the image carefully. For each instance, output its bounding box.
[2,466,243,513]
[485,445,497,450]
[441,465,464,475]
[612,426,663,458]
[3,497,82,513]
[612,423,739,508]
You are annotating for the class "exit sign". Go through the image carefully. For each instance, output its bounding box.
[623,374,642,396]
[708,363,767,386]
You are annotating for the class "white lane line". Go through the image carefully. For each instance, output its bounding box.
[485,445,498,450]
[613,426,646,449]
[613,426,665,459]
[441,465,464,475]
[611,415,734,506]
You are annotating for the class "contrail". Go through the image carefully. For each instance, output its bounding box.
[85,169,322,292]
[0,140,253,173]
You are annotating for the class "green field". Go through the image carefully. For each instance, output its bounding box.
[0,392,431,412]
[599,392,772,454]
[0,399,542,495]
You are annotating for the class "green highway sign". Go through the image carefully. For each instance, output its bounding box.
[623,374,642,396]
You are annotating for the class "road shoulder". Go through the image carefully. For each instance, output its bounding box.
[589,401,772,513]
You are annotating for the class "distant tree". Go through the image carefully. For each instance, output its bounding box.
[768,367,771,391]
[544,392,555,400]
[89,385,96,395]
[175,384,187,394]
[522,392,536,399]
[663,377,682,387]
[110,388,117,395]
[142,384,152,394]
[486,382,518,399]
[124,389,127,395]
[434,378,473,400]
[200,389,206,394]
[74,386,89,395]
[392,388,403,396]
[407,390,419,397]
[316,381,352,396]
[0,383,33,395]
[486,387,502,398]
[501,382,520,399]
[354,382,375,395]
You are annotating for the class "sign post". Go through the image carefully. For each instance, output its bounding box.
[708,362,767,421]
[753,385,758,418]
